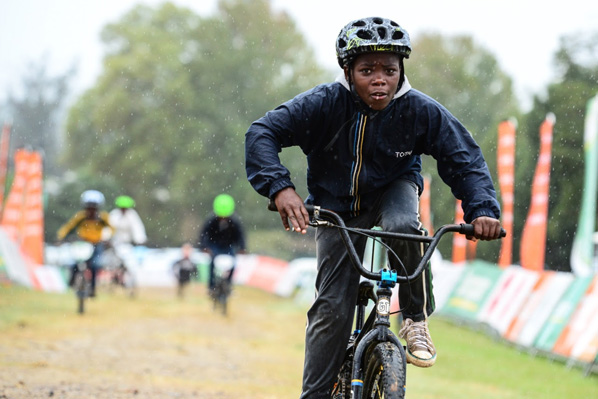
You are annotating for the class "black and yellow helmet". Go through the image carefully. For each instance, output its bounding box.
[336,17,411,68]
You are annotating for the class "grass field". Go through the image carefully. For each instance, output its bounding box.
[0,283,597,398]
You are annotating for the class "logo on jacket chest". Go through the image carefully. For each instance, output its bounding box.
[394,150,413,158]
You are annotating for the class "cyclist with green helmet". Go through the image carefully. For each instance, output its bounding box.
[109,195,147,246]
[245,16,503,398]
[198,194,246,290]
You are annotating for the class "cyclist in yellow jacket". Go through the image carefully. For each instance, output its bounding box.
[57,190,113,296]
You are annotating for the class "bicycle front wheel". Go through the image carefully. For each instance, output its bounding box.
[73,272,86,314]
[363,342,406,399]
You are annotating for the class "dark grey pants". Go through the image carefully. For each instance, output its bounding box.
[300,179,434,399]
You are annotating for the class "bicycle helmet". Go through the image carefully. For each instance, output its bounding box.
[336,17,411,68]
[115,195,136,209]
[80,190,105,208]
[213,194,235,218]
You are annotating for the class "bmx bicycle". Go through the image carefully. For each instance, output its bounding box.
[209,254,235,316]
[61,241,96,315]
[100,243,137,298]
[269,203,504,399]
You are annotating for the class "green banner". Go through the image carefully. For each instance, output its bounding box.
[438,261,502,320]
[571,94,598,276]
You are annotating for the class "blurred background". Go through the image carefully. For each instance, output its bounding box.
[1,0,597,269]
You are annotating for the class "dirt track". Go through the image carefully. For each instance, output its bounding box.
[0,285,308,399]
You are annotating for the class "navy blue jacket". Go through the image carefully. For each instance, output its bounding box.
[245,77,500,223]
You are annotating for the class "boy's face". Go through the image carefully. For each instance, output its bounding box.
[345,52,401,111]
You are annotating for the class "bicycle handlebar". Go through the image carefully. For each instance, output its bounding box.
[268,201,505,282]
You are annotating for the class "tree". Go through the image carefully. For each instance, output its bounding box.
[406,33,520,260]
[60,0,328,247]
[518,31,598,271]
[4,58,74,176]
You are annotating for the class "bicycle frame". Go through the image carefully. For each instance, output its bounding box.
[282,203,504,399]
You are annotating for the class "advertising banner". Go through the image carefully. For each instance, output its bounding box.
[504,271,574,347]
[534,276,593,352]
[438,261,502,320]
[477,266,540,335]
[553,276,598,362]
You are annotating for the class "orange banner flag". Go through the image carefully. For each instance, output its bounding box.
[497,119,517,268]
[1,149,44,265]
[453,199,478,264]
[22,151,44,264]
[520,114,555,271]
[420,175,433,235]
[452,200,467,264]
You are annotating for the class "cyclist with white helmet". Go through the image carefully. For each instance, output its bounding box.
[245,16,504,398]
[57,190,113,297]
[198,194,246,291]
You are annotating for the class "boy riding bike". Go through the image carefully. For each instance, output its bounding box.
[56,190,113,297]
[245,16,504,399]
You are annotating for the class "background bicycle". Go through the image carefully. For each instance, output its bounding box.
[210,254,235,316]
[99,242,138,298]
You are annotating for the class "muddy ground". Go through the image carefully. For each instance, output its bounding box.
[0,284,308,399]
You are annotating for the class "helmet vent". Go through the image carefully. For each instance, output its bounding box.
[353,20,367,27]
[392,31,404,40]
[357,30,373,40]
[338,38,347,49]
[372,17,383,24]
[377,27,387,39]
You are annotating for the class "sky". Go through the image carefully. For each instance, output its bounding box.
[1,0,597,113]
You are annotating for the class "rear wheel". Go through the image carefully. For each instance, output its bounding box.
[363,342,406,399]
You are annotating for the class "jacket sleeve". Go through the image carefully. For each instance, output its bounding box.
[417,100,501,223]
[56,211,86,241]
[245,86,328,199]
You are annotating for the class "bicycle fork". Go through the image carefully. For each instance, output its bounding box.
[351,271,407,399]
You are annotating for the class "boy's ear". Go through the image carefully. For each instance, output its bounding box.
[343,66,350,81]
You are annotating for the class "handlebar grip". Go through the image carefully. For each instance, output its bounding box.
[267,200,277,212]
[267,200,315,214]
[459,224,507,238]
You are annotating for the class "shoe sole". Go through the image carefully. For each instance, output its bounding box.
[405,350,436,368]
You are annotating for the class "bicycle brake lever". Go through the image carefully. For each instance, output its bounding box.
[309,219,333,227]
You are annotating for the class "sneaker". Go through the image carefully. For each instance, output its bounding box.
[398,318,436,367]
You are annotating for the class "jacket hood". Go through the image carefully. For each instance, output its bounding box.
[335,72,412,99]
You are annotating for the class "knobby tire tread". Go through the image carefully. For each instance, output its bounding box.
[363,342,406,399]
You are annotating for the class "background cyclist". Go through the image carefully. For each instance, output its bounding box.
[198,194,246,292]
[56,190,113,297]
[245,16,503,399]
[108,195,147,247]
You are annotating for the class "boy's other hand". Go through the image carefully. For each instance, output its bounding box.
[274,188,309,234]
